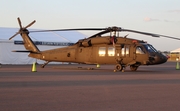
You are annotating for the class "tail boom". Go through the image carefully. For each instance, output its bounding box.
[21,31,40,53]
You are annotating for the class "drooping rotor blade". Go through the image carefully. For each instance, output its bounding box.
[9,32,20,40]
[24,20,36,29]
[154,34,180,40]
[119,29,160,37]
[29,28,105,33]
[17,17,22,29]
[120,28,180,40]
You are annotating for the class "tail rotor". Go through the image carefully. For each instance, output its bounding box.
[9,17,36,40]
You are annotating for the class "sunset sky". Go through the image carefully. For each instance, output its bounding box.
[1,0,180,51]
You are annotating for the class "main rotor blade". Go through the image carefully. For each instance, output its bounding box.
[17,17,22,29]
[155,34,180,40]
[89,30,110,38]
[28,26,180,40]
[24,20,36,29]
[29,28,105,33]
[120,29,180,40]
[120,29,160,37]
[9,32,20,40]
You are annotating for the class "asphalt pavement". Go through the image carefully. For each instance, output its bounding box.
[0,62,180,111]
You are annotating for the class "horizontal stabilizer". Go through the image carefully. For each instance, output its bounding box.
[12,50,31,53]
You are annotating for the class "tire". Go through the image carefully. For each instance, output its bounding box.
[115,64,123,71]
[130,65,138,71]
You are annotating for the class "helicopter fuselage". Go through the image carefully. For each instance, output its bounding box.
[10,18,175,71]
[29,36,168,70]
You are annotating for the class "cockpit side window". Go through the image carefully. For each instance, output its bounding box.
[136,46,145,54]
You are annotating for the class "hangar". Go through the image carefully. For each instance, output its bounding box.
[171,48,180,53]
[170,48,180,61]
[0,27,86,64]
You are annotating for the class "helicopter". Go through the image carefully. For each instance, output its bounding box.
[9,17,180,72]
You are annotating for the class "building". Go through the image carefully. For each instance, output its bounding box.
[0,27,86,64]
[170,48,180,61]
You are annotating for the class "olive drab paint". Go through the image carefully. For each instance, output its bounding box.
[9,17,180,72]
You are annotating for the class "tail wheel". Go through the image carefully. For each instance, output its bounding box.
[130,65,138,71]
[115,64,123,71]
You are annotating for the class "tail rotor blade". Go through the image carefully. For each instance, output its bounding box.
[24,20,36,29]
[17,17,22,29]
[9,32,20,40]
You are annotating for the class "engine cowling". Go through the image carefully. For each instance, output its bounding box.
[81,37,111,47]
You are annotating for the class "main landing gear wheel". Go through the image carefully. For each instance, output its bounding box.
[115,64,123,72]
[130,65,138,71]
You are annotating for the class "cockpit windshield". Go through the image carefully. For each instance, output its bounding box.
[143,44,158,53]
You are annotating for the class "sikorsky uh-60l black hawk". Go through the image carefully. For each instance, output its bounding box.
[9,18,180,72]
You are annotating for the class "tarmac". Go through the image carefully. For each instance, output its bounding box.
[0,61,180,111]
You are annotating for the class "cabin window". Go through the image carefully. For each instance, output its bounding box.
[121,48,125,56]
[126,45,130,56]
[121,46,130,56]
[108,47,115,56]
[136,46,145,54]
[99,47,106,56]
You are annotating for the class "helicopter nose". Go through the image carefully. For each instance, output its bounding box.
[156,54,168,64]
[149,53,168,65]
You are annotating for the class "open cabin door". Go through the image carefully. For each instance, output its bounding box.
[117,45,134,65]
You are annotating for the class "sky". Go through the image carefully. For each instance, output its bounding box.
[1,0,180,51]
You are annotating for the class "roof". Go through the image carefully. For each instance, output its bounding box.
[0,27,87,43]
[171,48,180,53]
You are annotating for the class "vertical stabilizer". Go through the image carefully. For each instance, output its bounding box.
[21,30,40,53]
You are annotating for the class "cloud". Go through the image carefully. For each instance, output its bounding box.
[144,17,160,22]
[163,19,175,23]
[144,17,180,23]
[144,10,180,23]
[168,10,180,13]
